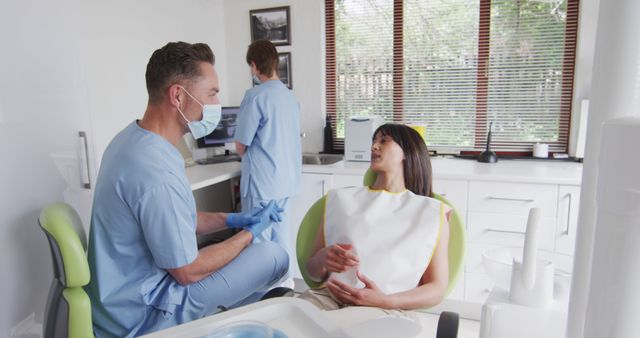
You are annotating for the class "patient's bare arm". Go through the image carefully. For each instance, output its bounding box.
[305,219,359,282]
[326,216,450,310]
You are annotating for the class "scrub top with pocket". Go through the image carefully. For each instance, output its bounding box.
[86,121,198,338]
[234,80,302,278]
[234,79,301,202]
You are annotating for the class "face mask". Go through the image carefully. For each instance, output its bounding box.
[176,86,222,139]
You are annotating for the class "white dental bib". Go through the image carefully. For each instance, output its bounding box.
[324,186,444,295]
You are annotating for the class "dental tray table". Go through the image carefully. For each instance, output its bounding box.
[139,297,337,338]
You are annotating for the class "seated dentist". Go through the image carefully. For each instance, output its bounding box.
[86,42,289,338]
[301,123,450,311]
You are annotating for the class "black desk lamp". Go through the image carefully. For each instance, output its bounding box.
[478,122,498,163]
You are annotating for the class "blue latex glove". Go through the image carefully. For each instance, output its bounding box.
[226,200,285,229]
[243,200,278,239]
[260,201,285,222]
[226,207,261,229]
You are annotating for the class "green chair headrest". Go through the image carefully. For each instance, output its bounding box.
[39,203,90,287]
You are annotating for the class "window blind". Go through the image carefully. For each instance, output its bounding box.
[325,0,579,153]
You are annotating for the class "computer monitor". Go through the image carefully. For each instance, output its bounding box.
[196,106,239,148]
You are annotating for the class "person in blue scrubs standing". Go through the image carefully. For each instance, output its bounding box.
[86,42,289,338]
[234,40,302,288]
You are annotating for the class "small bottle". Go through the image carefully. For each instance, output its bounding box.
[323,115,334,153]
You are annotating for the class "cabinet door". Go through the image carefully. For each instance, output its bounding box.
[468,181,558,218]
[332,174,363,189]
[289,174,333,279]
[433,179,468,211]
[555,185,581,255]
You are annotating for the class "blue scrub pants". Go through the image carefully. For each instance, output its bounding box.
[139,241,288,336]
[242,196,293,280]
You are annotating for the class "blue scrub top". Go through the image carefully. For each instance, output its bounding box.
[235,80,302,200]
[86,121,198,338]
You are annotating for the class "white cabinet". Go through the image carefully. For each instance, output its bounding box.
[432,178,468,300]
[468,181,558,218]
[289,173,333,279]
[433,178,468,224]
[465,181,580,304]
[291,174,333,226]
[292,160,582,305]
[433,178,468,211]
[555,185,581,256]
[332,174,363,189]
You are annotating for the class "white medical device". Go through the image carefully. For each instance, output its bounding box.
[582,117,640,338]
[509,208,554,307]
[344,116,382,162]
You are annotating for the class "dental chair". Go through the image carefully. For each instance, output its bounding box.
[296,169,466,338]
[39,202,94,338]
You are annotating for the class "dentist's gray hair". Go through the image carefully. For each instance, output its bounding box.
[145,42,215,105]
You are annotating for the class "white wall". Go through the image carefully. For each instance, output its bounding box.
[568,0,601,157]
[0,0,228,335]
[0,0,92,334]
[83,0,228,166]
[222,0,325,153]
[0,0,605,335]
[222,0,598,155]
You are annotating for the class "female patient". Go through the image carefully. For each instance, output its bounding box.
[302,123,450,310]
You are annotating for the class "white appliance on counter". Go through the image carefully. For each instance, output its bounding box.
[345,116,382,162]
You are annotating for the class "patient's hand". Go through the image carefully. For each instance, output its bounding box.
[326,271,392,308]
[319,243,359,274]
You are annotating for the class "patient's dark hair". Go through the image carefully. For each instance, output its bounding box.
[373,123,433,197]
[145,42,215,105]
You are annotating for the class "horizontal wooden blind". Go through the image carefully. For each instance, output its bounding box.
[326,0,395,149]
[480,0,578,152]
[325,0,578,153]
[403,0,481,150]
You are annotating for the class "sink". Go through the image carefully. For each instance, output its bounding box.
[482,246,572,296]
[482,246,522,291]
[302,153,343,165]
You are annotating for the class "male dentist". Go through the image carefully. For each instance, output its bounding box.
[86,42,289,338]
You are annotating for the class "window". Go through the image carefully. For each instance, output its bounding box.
[325,0,579,153]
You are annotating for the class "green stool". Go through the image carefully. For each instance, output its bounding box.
[39,202,94,338]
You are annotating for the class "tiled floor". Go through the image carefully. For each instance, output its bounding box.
[459,318,481,338]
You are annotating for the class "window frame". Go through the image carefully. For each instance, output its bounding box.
[324,0,580,155]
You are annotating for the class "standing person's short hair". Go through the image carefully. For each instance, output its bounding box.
[246,40,279,77]
[373,124,433,197]
[145,42,215,105]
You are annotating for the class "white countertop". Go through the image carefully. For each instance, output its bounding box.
[301,157,583,185]
[184,157,583,191]
[185,161,241,191]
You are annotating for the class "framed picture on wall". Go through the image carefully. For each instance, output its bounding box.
[278,52,292,89]
[250,6,291,46]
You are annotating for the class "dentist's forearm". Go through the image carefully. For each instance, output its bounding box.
[195,211,228,235]
[168,230,253,285]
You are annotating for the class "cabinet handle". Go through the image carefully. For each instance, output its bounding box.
[321,179,326,196]
[563,193,572,235]
[79,131,91,189]
[438,193,448,197]
[486,228,526,235]
[487,196,535,203]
